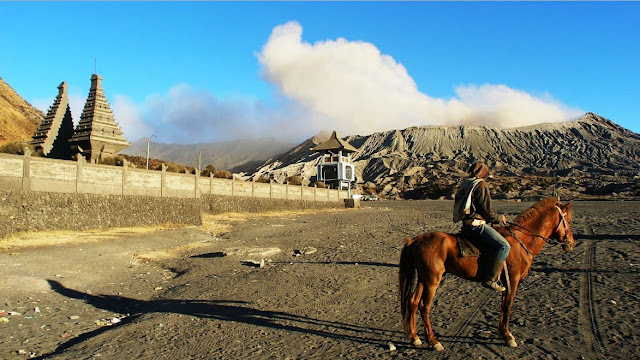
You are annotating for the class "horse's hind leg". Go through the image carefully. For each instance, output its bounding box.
[419,271,445,351]
[406,282,424,346]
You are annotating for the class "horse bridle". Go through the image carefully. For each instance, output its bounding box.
[506,205,570,255]
[552,206,570,244]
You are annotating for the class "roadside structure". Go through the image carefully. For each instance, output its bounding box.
[69,74,129,163]
[311,130,357,191]
[30,82,75,159]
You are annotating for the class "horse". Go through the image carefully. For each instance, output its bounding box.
[399,196,575,351]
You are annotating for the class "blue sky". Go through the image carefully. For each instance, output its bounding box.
[1,2,638,144]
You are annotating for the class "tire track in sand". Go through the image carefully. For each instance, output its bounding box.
[436,276,494,342]
[580,239,607,358]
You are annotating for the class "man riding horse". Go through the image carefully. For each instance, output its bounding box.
[453,162,510,292]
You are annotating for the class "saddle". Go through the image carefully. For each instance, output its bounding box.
[455,233,511,293]
[456,234,481,258]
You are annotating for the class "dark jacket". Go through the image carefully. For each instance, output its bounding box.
[464,180,501,224]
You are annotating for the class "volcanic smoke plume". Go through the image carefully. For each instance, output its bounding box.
[258,21,583,136]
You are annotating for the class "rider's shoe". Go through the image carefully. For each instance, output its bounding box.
[482,280,506,292]
[481,259,506,292]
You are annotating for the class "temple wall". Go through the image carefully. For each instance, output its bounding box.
[0,153,349,201]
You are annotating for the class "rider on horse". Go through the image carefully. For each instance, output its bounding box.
[453,162,510,292]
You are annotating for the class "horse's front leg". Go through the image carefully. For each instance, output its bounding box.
[499,279,519,348]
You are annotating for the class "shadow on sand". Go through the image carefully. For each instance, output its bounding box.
[36,280,400,358]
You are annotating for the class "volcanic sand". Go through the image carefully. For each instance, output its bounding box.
[0,200,638,359]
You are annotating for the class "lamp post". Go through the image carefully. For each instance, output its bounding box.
[146,135,156,170]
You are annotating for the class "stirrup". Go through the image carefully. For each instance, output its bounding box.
[482,281,506,292]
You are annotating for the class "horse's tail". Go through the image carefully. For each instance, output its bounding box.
[399,236,418,336]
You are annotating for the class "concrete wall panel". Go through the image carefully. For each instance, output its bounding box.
[301,187,315,201]
[166,173,195,191]
[30,178,76,193]
[287,185,302,200]
[211,178,232,196]
[30,160,76,181]
[125,186,162,197]
[270,184,287,199]
[198,178,211,194]
[83,166,123,185]
[253,183,271,198]
[233,181,252,197]
[0,156,23,177]
[126,169,162,189]
[79,182,122,195]
[315,188,329,202]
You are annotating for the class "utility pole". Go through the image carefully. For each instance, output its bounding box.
[198,150,202,176]
[146,134,156,170]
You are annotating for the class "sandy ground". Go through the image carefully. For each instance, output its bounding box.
[0,200,638,360]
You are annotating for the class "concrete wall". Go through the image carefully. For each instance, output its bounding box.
[0,152,349,201]
[0,190,345,239]
[0,153,350,239]
[0,189,205,239]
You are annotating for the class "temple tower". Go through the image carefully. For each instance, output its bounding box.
[30,82,75,159]
[311,131,358,190]
[69,74,129,163]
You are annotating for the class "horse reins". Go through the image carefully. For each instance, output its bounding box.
[505,206,569,256]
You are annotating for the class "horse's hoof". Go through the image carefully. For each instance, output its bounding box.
[506,339,518,348]
[411,338,422,346]
[433,342,444,351]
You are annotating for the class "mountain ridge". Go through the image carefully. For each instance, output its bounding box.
[250,113,640,200]
[122,136,297,172]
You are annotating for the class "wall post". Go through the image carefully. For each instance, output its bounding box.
[122,159,128,196]
[161,164,167,197]
[194,171,199,199]
[22,148,31,191]
[75,154,84,193]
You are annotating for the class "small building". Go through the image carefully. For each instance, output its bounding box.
[30,82,75,159]
[311,131,357,190]
[69,74,130,163]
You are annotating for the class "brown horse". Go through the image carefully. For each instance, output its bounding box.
[399,197,575,351]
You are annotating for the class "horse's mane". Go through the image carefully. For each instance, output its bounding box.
[513,197,559,228]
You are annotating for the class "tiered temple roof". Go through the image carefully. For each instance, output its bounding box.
[69,74,129,162]
[30,82,75,159]
[311,131,358,153]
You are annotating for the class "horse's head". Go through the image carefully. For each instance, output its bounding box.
[554,202,575,251]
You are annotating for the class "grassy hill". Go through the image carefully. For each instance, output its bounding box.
[0,77,44,147]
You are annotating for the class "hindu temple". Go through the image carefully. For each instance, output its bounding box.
[30,82,75,159]
[69,74,129,163]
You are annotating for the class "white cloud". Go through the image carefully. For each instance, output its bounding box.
[110,85,288,144]
[258,21,583,136]
[111,94,152,142]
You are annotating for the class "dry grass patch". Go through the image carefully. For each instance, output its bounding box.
[0,225,176,251]
[201,208,348,235]
[132,241,213,264]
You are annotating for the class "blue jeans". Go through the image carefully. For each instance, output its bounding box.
[463,223,511,261]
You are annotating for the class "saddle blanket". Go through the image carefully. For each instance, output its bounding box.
[457,235,481,257]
